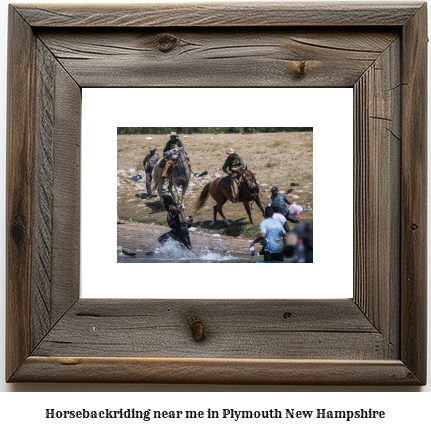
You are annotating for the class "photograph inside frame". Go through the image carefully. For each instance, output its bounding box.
[117,127,313,263]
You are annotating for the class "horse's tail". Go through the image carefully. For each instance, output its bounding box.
[193,182,211,211]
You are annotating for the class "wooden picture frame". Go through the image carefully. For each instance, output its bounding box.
[6,2,427,385]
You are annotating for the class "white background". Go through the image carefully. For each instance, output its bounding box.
[82,87,353,299]
[0,0,430,420]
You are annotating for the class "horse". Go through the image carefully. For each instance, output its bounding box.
[151,147,190,209]
[193,167,265,225]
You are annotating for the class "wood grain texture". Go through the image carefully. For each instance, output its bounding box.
[6,8,36,381]
[400,3,428,384]
[32,40,56,347]
[353,38,401,358]
[32,299,384,360]
[32,39,81,349]
[37,29,398,88]
[6,2,427,385]
[15,2,423,27]
[50,51,81,325]
[12,358,420,385]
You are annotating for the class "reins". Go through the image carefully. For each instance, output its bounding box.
[242,170,264,201]
[189,165,208,187]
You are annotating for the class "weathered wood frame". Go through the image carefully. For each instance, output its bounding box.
[6,2,427,384]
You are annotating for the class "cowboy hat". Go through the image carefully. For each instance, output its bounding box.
[226,148,236,154]
[170,131,179,137]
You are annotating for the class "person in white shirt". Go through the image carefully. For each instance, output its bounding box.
[271,201,290,232]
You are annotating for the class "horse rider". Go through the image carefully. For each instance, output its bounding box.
[160,131,187,184]
[142,145,161,199]
[222,148,245,203]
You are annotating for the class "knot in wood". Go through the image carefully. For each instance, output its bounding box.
[157,34,179,53]
[186,314,206,342]
[411,223,418,231]
[291,61,307,79]
[11,223,25,245]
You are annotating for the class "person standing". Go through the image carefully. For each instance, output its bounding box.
[160,131,186,184]
[249,206,286,262]
[222,148,245,203]
[142,145,160,199]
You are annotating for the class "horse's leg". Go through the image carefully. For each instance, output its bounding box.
[177,183,182,209]
[168,182,176,204]
[210,199,230,226]
[242,201,254,224]
[210,203,218,226]
[175,182,183,209]
[171,182,178,204]
[209,197,223,226]
[255,195,265,217]
[180,182,188,209]
[170,174,180,205]
[218,195,231,225]
[157,170,164,203]
[153,167,163,203]
[208,184,229,226]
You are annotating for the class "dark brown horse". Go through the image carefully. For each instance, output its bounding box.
[193,167,265,225]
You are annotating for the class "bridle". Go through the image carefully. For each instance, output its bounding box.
[241,170,257,191]
[166,148,188,185]
[239,171,262,210]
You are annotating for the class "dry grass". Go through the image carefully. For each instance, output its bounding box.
[117,132,313,238]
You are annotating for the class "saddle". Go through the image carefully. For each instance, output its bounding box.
[219,173,241,203]
[171,162,185,181]
[167,159,191,182]
[218,175,230,190]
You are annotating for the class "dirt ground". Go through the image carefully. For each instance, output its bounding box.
[117,132,313,239]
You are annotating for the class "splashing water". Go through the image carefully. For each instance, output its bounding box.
[157,238,197,260]
[118,230,264,263]
[199,251,236,262]
[158,237,236,262]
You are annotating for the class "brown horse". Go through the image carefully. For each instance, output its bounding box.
[193,167,265,225]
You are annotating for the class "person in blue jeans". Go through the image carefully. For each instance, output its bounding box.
[249,206,287,262]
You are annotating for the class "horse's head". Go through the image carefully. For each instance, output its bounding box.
[172,148,189,182]
[241,167,257,190]
[164,147,180,160]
